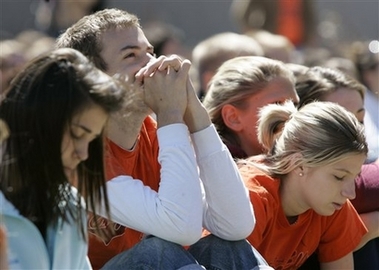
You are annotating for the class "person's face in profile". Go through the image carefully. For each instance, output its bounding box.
[61,104,108,184]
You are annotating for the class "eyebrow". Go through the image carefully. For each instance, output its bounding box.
[335,168,361,176]
[120,44,154,52]
[72,123,100,137]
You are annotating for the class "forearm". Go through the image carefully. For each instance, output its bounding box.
[184,79,212,133]
[104,124,203,245]
[191,125,255,240]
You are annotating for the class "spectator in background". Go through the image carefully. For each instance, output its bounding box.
[1,30,55,98]
[0,39,25,97]
[348,40,379,163]
[321,57,359,80]
[244,30,296,63]
[35,0,107,37]
[230,0,318,47]
[296,66,365,123]
[15,30,56,62]
[191,32,264,100]
[142,21,190,58]
[203,56,298,158]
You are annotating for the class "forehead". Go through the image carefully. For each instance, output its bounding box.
[312,153,366,176]
[99,27,150,57]
[248,76,298,105]
[323,87,363,111]
[72,105,108,134]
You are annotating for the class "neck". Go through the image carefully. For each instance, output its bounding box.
[280,174,307,217]
[106,112,147,150]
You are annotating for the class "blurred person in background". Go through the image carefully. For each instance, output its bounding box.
[142,21,190,58]
[0,39,26,98]
[191,32,264,100]
[244,30,296,63]
[230,0,318,47]
[35,0,107,37]
[0,30,55,99]
[348,40,379,163]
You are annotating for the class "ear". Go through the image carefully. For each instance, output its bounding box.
[221,104,243,132]
[293,165,304,177]
[291,153,307,177]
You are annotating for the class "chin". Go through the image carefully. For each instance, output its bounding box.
[315,208,335,216]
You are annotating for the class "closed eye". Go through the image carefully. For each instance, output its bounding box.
[123,52,136,59]
[70,128,83,140]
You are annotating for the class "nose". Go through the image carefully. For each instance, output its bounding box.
[75,141,89,162]
[141,53,156,67]
[341,179,356,200]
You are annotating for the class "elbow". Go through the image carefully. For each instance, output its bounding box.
[225,216,255,241]
[157,214,203,246]
[208,215,255,241]
[225,204,256,240]
[233,215,255,240]
[166,223,203,246]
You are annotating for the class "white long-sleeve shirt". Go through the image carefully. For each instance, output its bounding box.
[103,124,255,246]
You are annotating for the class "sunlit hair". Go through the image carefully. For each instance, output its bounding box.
[250,101,367,176]
[0,48,125,239]
[0,119,9,143]
[203,56,294,147]
[295,66,366,109]
[56,8,140,71]
[0,119,9,172]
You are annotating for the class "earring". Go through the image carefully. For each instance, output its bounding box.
[299,172,303,176]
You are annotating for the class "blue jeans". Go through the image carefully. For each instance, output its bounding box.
[101,235,272,270]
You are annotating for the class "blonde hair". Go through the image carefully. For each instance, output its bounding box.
[0,119,8,143]
[251,101,367,176]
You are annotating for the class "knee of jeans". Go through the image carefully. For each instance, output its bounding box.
[177,264,206,270]
[145,236,183,251]
[206,235,250,250]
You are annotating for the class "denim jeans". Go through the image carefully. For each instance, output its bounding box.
[101,234,272,270]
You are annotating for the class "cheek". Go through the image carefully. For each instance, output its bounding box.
[61,134,74,164]
[122,61,147,80]
[241,111,259,135]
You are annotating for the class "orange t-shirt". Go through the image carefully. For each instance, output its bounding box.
[239,164,367,270]
[88,116,161,269]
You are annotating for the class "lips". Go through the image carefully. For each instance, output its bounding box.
[332,202,343,210]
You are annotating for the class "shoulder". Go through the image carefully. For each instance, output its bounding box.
[238,161,279,191]
[355,162,379,189]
